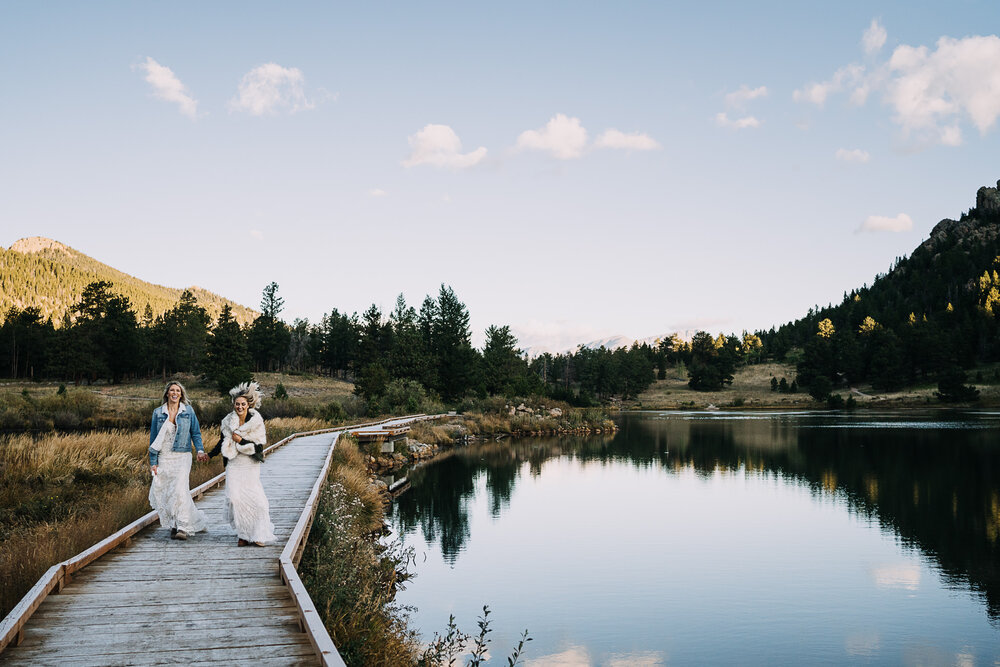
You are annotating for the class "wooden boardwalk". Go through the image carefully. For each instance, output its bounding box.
[0,416,436,666]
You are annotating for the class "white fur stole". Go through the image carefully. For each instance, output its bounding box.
[220,410,267,460]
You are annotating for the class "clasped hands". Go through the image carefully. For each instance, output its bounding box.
[150,450,209,475]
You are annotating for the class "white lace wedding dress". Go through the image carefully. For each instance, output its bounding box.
[148,420,207,535]
[224,453,276,544]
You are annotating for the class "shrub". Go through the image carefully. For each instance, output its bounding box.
[375,380,442,416]
[935,367,980,403]
[323,401,347,422]
[809,376,833,402]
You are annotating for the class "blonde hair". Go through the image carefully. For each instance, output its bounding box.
[162,381,189,405]
[229,381,263,409]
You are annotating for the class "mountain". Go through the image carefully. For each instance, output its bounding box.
[762,179,1000,387]
[522,330,698,358]
[0,237,257,325]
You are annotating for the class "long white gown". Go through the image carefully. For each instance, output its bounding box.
[224,451,276,544]
[148,420,207,534]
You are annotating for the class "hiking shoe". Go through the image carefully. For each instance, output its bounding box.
[172,530,188,541]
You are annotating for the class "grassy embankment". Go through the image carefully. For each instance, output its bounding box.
[632,361,1000,409]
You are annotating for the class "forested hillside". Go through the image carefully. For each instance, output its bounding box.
[0,237,256,325]
[760,180,1000,396]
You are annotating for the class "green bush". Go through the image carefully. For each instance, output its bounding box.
[323,401,347,422]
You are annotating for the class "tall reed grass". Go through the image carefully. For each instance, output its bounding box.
[0,426,226,618]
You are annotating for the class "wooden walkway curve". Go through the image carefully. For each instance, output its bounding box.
[0,415,439,666]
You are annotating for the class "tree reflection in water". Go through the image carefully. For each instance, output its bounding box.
[388,411,1000,622]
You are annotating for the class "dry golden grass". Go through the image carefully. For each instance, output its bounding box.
[265,417,335,444]
[637,361,1000,409]
[408,421,460,445]
[254,372,355,403]
[637,362,815,409]
[0,372,356,422]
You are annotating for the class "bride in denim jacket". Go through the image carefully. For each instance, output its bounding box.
[148,381,208,540]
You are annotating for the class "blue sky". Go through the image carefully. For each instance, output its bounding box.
[2,1,999,350]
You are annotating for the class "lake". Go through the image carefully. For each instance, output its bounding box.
[387,411,1000,665]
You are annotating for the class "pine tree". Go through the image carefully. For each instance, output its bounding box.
[204,304,252,393]
[433,285,480,400]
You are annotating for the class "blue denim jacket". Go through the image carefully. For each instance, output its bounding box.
[149,403,204,466]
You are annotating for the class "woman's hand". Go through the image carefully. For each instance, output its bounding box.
[151,465,158,476]
[196,452,209,463]
[232,433,243,443]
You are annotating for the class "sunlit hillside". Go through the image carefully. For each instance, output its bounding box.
[0,237,257,324]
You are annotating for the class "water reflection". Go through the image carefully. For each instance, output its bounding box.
[389,411,1000,622]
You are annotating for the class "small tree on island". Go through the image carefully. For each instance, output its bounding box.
[935,366,980,402]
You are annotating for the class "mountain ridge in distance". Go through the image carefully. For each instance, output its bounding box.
[1,237,258,325]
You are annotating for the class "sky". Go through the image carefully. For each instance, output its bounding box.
[2,1,999,351]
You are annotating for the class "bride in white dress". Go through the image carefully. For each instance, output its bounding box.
[218,381,275,547]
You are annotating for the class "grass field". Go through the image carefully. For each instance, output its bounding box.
[634,361,1000,409]
[0,371,360,431]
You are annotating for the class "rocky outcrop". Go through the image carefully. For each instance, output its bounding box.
[920,180,1000,256]
[8,237,74,255]
[977,180,1000,217]
[371,439,438,473]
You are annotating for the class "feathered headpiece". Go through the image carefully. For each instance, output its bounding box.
[229,381,263,409]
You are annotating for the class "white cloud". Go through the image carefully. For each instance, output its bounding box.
[228,63,315,116]
[797,25,1000,147]
[249,229,264,240]
[134,57,198,119]
[886,35,1000,137]
[715,112,760,129]
[524,645,591,666]
[835,148,871,163]
[863,19,887,56]
[402,124,486,168]
[593,129,661,151]
[870,562,921,590]
[725,84,768,108]
[515,113,589,159]
[793,64,866,107]
[859,213,913,232]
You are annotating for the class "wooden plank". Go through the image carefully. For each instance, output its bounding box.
[32,599,299,621]
[52,584,291,602]
[54,577,285,594]
[16,622,312,653]
[2,641,319,666]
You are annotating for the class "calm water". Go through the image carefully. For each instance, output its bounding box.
[387,411,1000,666]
